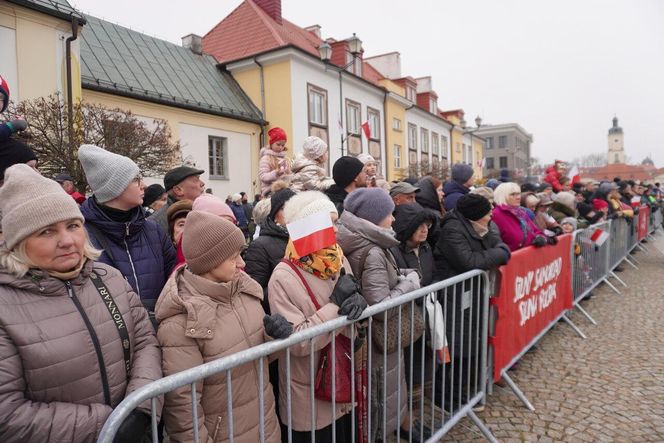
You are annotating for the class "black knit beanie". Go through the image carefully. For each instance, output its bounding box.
[0,138,37,180]
[332,156,364,188]
[456,194,492,221]
[143,183,166,207]
[269,187,296,220]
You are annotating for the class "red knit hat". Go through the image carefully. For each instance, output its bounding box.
[0,75,9,113]
[592,198,608,211]
[268,127,287,146]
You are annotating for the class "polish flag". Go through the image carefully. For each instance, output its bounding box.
[477,158,486,169]
[567,164,580,184]
[361,121,371,140]
[287,211,337,257]
[590,228,609,246]
[630,196,641,208]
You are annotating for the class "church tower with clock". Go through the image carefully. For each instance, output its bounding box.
[608,116,625,164]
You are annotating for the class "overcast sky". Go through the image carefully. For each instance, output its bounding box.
[71,0,664,167]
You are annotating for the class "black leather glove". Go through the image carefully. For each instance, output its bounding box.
[263,314,293,339]
[113,410,150,443]
[337,293,367,320]
[547,235,558,245]
[329,273,361,306]
[533,235,547,248]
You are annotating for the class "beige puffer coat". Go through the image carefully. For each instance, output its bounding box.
[156,266,280,443]
[0,260,162,443]
[289,156,335,192]
[336,210,419,439]
[267,256,354,431]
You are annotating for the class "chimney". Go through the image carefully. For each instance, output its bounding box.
[305,25,321,39]
[254,0,282,24]
[182,34,203,55]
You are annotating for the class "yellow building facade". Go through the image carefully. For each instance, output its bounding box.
[379,79,409,181]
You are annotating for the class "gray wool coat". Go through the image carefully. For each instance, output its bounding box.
[336,210,419,438]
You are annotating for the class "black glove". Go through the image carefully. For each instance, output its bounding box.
[337,293,367,320]
[533,235,547,248]
[551,226,563,236]
[8,119,27,132]
[263,314,293,339]
[547,235,558,245]
[497,244,511,260]
[113,410,150,443]
[330,273,361,306]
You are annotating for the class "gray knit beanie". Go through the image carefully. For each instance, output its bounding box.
[344,188,395,225]
[182,210,246,275]
[451,163,474,184]
[0,164,83,249]
[78,144,140,203]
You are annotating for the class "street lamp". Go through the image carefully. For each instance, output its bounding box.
[464,115,482,168]
[318,34,363,157]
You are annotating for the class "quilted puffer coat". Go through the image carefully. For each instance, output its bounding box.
[0,260,162,443]
[156,267,280,443]
[336,210,418,439]
[81,197,176,313]
[289,156,334,192]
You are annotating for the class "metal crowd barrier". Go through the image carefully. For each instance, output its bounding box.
[98,270,496,443]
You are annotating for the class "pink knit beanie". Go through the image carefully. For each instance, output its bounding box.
[192,194,237,223]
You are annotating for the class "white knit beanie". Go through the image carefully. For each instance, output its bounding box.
[0,164,83,249]
[302,136,328,160]
[78,144,140,203]
[283,191,337,225]
[357,153,376,165]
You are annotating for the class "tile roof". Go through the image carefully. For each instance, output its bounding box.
[202,0,323,64]
[579,163,655,181]
[362,62,384,86]
[80,15,263,123]
[8,0,85,23]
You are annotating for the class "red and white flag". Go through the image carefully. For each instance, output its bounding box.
[287,211,336,257]
[590,228,609,246]
[567,164,580,184]
[630,196,641,208]
[477,158,486,169]
[361,121,371,140]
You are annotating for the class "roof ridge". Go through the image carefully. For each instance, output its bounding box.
[245,0,286,46]
[203,0,248,39]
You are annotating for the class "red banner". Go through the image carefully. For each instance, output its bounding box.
[490,235,573,381]
[637,205,650,241]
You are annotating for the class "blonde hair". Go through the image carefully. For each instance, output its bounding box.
[493,182,521,206]
[0,233,101,278]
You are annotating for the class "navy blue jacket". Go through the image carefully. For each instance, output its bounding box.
[81,198,176,312]
[443,180,470,211]
[230,202,249,228]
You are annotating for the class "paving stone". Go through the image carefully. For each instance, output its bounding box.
[442,236,664,442]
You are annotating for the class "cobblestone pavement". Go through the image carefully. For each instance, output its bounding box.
[440,234,664,442]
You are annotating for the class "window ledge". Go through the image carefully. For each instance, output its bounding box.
[209,175,229,181]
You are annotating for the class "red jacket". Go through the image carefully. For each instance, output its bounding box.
[543,166,563,192]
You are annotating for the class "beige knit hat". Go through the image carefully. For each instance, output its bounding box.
[182,210,246,275]
[0,164,83,249]
[283,191,337,225]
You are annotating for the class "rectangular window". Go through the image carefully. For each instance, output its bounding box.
[392,117,402,131]
[420,128,429,153]
[209,136,228,179]
[345,100,361,135]
[307,84,327,126]
[486,157,495,169]
[432,132,440,156]
[499,135,507,149]
[406,87,416,102]
[441,135,449,158]
[408,123,417,151]
[393,144,402,169]
[367,107,380,140]
[429,98,437,114]
[462,143,467,163]
[467,145,473,165]
[499,156,508,168]
[486,137,493,149]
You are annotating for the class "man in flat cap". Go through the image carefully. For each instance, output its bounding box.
[390,181,420,206]
[149,165,205,231]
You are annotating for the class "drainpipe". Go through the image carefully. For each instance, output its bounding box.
[65,16,79,153]
[382,89,389,179]
[339,69,344,157]
[253,57,267,147]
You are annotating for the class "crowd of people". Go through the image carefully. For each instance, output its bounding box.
[2,85,664,443]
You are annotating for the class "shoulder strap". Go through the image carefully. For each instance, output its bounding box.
[86,223,115,263]
[280,259,321,310]
[90,270,131,379]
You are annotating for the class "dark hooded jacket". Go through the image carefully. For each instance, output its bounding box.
[324,184,348,215]
[415,177,444,248]
[243,218,289,313]
[442,180,470,211]
[389,203,435,287]
[81,197,176,313]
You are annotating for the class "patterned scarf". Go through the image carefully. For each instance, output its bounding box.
[285,239,343,280]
